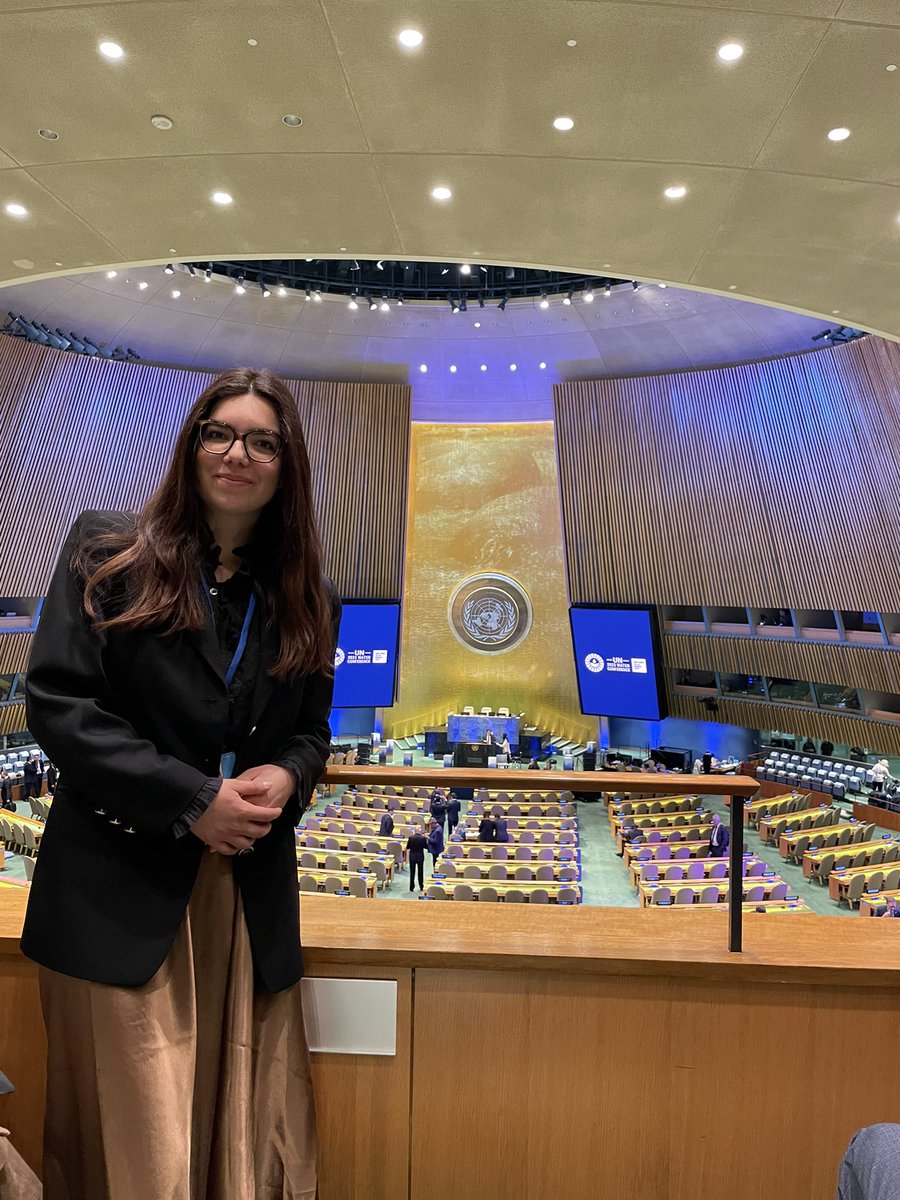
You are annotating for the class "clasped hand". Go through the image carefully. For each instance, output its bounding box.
[190,765,297,856]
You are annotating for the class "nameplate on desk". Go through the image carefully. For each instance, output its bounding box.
[300,978,397,1055]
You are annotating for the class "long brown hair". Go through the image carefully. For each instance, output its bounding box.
[75,368,333,679]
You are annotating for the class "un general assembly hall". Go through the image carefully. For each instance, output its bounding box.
[0,3,898,1199]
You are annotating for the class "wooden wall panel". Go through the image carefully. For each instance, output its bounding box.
[0,633,31,675]
[0,338,410,600]
[411,966,900,1200]
[663,633,900,695]
[555,337,900,612]
[669,691,900,755]
[0,704,26,737]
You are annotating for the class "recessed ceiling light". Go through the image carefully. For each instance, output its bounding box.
[553,116,575,131]
[4,203,27,217]
[99,41,124,60]
[828,127,851,142]
[728,284,738,290]
[474,321,481,328]
[398,29,424,48]
[247,38,258,46]
[282,114,303,127]
[338,248,346,253]
[106,270,117,279]
[566,39,577,47]
[480,364,487,371]
[509,363,517,371]
[235,283,246,295]
[277,285,287,296]
[539,362,547,370]
[138,281,148,290]
[450,365,457,373]
[584,288,594,302]
[431,186,452,201]
[658,283,667,289]
[460,264,471,275]
[380,300,389,311]
[539,297,549,309]
[419,363,428,373]
[38,128,59,141]
[888,64,898,72]
[314,290,322,302]
[171,289,181,298]
[717,42,744,62]
[832,309,840,315]
[664,185,687,199]
[211,191,233,205]
[348,298,359,310]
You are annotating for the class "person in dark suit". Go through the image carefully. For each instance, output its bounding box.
[478,813,496,842]
[0,768,12,810]
[22,755,41,799]
[427,819,444,869]
[445,793,461,837]
[23,368,339,1198]
[429,787,447,830]
[701,751,712,775]
[494,815,510,843]
[407,825,427,891]
[378,811,394,837]
[708,813,729,857]
[45,763,58,793]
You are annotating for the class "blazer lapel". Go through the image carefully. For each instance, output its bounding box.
[248,611,281,726]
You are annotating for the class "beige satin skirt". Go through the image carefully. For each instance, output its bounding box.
[39,853,317,1200]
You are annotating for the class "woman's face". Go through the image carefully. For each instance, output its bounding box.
[195,392,282,526]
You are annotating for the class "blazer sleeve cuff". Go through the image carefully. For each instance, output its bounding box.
[172,776,221,839]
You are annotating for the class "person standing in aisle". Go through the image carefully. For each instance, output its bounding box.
[23,368,340,1200]
[445,792,461,838]
[427,818,444,871]
[407,824,428,892]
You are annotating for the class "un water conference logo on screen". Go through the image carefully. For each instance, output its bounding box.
[584,653,604,673]
[334,647,345,668]
[448,573,532,654]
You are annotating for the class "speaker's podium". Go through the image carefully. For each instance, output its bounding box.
[453,742,491,767]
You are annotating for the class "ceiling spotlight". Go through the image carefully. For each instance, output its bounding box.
[440,267,450,275]
[234,282,246,295]
[397,295,404,306]
[479,266,488,274]
[106,270,117,279]
[259,278,271,298]
[553,116,575,131]
[348,294,359,310]
[480,364,487,372]
[539,293,549,309]
[632,280,639,291]
[717,42,744,62]
[604,283,612,297]
[460,264,471,275]
[99,41,124,59]
[211,191,233,205]
[164,264,175,274]
[171,289,181,298]
[380,298,390,311]
[584,287,594,302]
[828,127,851,142]
[539,361,547,370]
[658,282,667,288]
[368,297,378,311]
[185,264,196,277]
[419,363,428,373]
[376,260,384,270]
[314,289,322,302]
[350,260,360,271]
[150,115,173,131]
[664,185,687,199]
[450,365,457,373]
[478,294,485,308]
[563,290,573,305]
[509,363,517,371]
[282,114,303,127]
[431,186,452,201]
[450,298,460,314]
[205,265,213,282]
[398,29,424,48]
[38,128,60,141]
[138,281,149,290]
[474,321,481,328]
[498,295,509,312]
[4,203,28,218]
[304,287,311,301]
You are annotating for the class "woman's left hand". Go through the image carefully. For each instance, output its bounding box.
[234,764,297,811]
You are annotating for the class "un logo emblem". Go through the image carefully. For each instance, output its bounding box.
[448,574,532,654]
[334,647,345,668]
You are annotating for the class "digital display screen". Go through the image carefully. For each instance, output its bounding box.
[331,602,401,709]
[569,605,666,720]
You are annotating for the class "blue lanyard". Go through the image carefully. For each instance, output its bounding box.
[201,573,257,686]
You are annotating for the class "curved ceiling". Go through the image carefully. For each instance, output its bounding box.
[0,1,897,342]
[0,265,837,421]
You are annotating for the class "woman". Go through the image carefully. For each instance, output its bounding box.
[23,368,340,1199]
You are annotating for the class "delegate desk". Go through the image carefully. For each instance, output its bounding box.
[471,800,573,818]
[444,842,578,863]
[670,898,812,913]
[424,878,582,904]
[623,840,710,866]
[610,794,703,819]
[296,831,405,866]
[616,824,713,855]
[638,877,789,907]
[778,823,861,860]
[447,714,521,746]
[306,817,420,839]
[610,810,708,838]
[296,848,396,885]
[802,839,900,878]
[828,866,900,904]
[436,860,580,883]
[628,855,766,890]
[859,888,900,917]
[325,803,430,820]
[296,868,378,897]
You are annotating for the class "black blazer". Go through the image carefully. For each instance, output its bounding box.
[22,510,340,992]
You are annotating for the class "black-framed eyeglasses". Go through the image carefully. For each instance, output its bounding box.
[196,419,284,463]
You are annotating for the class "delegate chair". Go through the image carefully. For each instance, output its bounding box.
[651,887,672,906]
[479,886,499,903]
[699,885,719,904]
[454,884,475,902]
[504,889,525,903]
[674,888,694,904]
[529,889,550,904]
[348,876,369,898]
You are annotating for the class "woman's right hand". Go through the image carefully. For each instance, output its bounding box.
[190,778,283,855]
